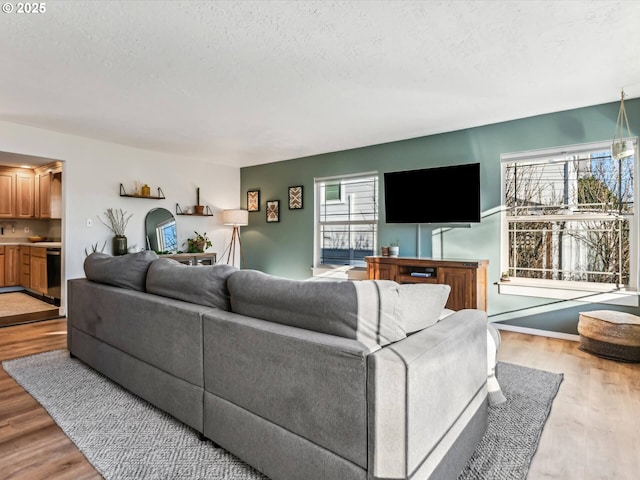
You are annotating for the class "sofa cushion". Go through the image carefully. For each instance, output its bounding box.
[146,258,237,311]
[227,270,405,351]
[84,251,158,291]
[397,283,451,334]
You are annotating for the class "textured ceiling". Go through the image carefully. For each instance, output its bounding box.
[1,0,640,168]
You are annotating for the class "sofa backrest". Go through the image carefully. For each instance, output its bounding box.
[84,252,237,311]
[228,270,411,351]
[146,258,237,310]
[84,251,158,292]
[83,253,452,345]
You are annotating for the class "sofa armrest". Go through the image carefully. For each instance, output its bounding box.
[367,309,488,480]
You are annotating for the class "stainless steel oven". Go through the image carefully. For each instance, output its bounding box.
[46,248,61,305]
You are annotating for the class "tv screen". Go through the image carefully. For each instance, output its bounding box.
[384,163,481,223]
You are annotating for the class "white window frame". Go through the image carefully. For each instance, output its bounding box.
[499,139,639,303]
[314,171,378,268]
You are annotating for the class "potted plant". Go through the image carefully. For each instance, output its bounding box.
[99,208,133,256]
[389,240,400,257]
[185,231,212,253]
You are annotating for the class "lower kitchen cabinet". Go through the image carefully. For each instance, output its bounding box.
[30,247,47,295]
[0,245,20,287]
[20,247,30,288]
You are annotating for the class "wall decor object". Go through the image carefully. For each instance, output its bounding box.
[266,200,280,223]
[193,187,204,215]
[247,190,260,212]
[288,186,303,209]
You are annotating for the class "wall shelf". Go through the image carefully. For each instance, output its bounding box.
[119,183,165,199]
[175,203,214,216]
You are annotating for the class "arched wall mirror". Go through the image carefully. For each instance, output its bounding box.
[145,208,178,253]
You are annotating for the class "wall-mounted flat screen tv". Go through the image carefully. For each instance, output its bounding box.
[384,162,481,223]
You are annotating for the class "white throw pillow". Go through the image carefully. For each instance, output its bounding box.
[396,283,451,334]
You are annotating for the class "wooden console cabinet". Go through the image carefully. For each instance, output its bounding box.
[365,256,489,311]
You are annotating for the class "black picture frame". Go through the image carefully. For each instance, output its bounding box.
[288,186,303,209]
[247,190,260,212]
[266,200,280,223]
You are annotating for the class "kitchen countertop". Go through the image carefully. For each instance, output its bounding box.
[0,241,62,248]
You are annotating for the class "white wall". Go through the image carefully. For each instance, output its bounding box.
[0,120,241,309]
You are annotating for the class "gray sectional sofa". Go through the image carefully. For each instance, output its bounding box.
[68,251,489,480]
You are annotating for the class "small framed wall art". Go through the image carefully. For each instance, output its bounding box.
[288,186,303,209]
[247,190,260,212]
[266,200,280,223]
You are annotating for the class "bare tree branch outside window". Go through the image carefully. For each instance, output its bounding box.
[504,150,634,287]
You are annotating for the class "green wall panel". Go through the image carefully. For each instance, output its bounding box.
[241,98,640,333]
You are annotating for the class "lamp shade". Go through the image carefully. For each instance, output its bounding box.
[222,209,249,226]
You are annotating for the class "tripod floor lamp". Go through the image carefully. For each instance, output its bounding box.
[222,209,248,267]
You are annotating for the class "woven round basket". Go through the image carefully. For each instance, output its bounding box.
[578,310,640,363]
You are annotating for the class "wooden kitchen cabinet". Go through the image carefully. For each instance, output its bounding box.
[0,170,14,218]
[35,171,51,218]
[34,162,62,219]
[30,247,47,294]
[0,167,35,218]
[365,256,489,311]
[20,247,30,288]
[0,245,19,287]
[0,163,61,219]
[15,171,35,218]
[3,245,20,286]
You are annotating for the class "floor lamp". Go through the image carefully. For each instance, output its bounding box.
[222,209,248,267]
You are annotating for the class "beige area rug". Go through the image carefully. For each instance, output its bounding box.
[0,292,60,327]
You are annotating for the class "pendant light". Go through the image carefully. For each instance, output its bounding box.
[612,89,634,160]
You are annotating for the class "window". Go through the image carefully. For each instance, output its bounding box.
[315,172,378,267]
[501,140,638,292]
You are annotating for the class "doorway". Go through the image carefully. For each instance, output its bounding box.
[0,151,64,327]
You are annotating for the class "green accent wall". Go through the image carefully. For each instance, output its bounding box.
[241,98,640,334]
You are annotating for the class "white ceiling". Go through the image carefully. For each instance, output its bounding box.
[2,0,640,168]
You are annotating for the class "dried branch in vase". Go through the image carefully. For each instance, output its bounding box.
[99,208,133,237]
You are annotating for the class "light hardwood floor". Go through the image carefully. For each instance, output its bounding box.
[0,320,638,479]
[0,319,99,479]
[497,329,640,480]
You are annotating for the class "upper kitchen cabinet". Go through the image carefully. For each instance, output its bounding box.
[0,169,14,217]
[35,162,62,219]
[0,162,61,219]
[16,170,35,218]
[0,167,34,218]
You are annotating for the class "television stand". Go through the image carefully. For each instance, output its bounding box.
[365,256,488,311]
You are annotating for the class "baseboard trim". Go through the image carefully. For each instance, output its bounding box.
[492,323,580,342]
